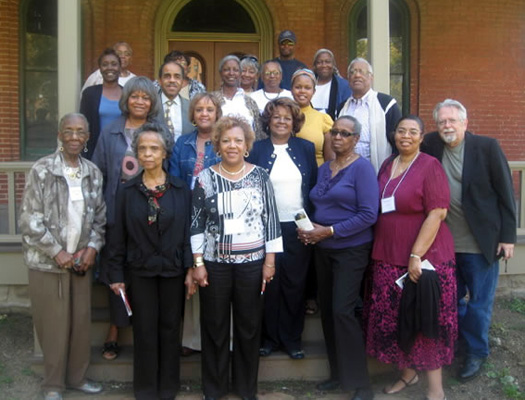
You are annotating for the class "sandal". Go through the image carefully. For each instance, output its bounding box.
[102,341,120,360]
[305,299,318,315]
[383,373,419,394]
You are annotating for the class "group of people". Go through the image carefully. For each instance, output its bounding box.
[19,30,516,400]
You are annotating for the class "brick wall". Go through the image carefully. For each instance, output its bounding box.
[1,0,524,162]
[0,0,20,162]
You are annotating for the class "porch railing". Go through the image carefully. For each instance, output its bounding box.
[0,161,524,244]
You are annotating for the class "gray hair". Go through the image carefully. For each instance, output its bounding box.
[433,99,468,122]
[240,56,260,74]
[119,76,161,120]
[261,60,283,75]
[218,55,241,72]
[335,115,362,135]
[347,57,373,76]
[131,122,174,159]
[113,41,132,55]
[313,48,341,76]
[59,112,89,132]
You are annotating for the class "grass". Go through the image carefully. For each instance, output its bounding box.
[485,364,525,400]
[504,298,525,315]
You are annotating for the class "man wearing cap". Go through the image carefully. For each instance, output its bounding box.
[273,30,307,90]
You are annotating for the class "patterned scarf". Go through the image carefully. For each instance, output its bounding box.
[138,180,170,225]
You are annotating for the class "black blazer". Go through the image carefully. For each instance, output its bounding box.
[80,84,104,160]
[106,173,193,283]
[421,131,516,263]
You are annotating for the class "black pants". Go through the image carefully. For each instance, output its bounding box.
[199,260,263,398]
[316,242,372,391]
[262,222,311,352]
[130,274,183,400]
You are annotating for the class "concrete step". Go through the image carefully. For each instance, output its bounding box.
[90,307,325,347]
[32,341,393,383]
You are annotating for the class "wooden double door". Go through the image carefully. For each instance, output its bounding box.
[169,40,259,91]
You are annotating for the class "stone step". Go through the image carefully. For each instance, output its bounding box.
[32,341,393,383]
[90,307,325,346]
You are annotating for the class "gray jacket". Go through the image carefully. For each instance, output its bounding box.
[19,151,106,273]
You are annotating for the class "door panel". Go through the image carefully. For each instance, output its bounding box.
[168,41,259,91]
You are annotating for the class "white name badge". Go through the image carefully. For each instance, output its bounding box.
[69,186,84,202]
[381,196,396,213]
[224,218,245,235]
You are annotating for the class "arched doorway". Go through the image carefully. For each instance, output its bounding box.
[155,0,273,91]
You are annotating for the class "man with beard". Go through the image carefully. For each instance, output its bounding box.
[421,98,516,382]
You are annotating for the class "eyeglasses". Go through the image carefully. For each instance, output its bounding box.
[241,55,258,63]
[62,130,88,138]
[116,51,132,57]
[437,118,460,127]
[348,68,371,76]
[264,70,281,77]
[330,129,358,138]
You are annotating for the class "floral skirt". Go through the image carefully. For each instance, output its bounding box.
[363,259,458,370]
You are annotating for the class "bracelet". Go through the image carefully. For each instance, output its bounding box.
[193,262,205,269]
[263,264,275,269]
[329,226,335,236]
[195,256,204,264]
[409,253,421,260]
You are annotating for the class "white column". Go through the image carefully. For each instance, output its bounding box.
[57,0,81,116]
[368,0,390,94]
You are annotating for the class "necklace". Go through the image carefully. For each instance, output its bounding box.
[219,162,245,176]
[262,89,282,101]
[331,153,357,175]
[61,154,82,179]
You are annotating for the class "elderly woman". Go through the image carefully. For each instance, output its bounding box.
[240,55,260,94]
[212,55,264,140]
[19,113,105,400]
[80,48,123,159]
[248,97,317,359]
[92,76,162,360]
[250,60,293,114]
[311,49,352,120]
[364,115,457,400]
[189,115,282,400]
[107,122,191,400]
[298,116,378,400]
[168,92,223,356]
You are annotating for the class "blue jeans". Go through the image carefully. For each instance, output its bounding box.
[456,253,499,358]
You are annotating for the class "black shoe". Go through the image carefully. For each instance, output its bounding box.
[459,356,485,381]
[288,349,305,359]
[352,387,374,400]
[316,379,340,391]
[259,346,273,356]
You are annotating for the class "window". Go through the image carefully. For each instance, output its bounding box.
[349,0,410,112]
[172,0,256,33]
[20,0,58,160]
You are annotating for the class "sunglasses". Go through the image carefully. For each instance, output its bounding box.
[329,129,358,138]
[240,55,259,63]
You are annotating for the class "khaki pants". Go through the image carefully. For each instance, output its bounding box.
[29,269,91,393]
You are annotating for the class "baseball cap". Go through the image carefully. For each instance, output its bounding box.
[278,30,297,44]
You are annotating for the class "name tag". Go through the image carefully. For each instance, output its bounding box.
[69,186,84,202]
[381,196,396,213]
[224,218,245,235]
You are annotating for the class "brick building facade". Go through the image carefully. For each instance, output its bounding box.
[1,0,524,162]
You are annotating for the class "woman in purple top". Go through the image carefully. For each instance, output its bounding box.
[298,115,378,400]
[364,115,457,400]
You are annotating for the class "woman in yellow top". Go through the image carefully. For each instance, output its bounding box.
[291,68,334,166]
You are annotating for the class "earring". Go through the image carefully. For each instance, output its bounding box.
[83,144,88,153]
[216,151,221,157]
[244,151,249,158]
[192,121,197,127]
[59,146,64,152]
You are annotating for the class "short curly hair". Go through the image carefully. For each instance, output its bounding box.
[119,76,161,121]
[131,122,174,159]
[188,92,223,124]
[211,116,255,154]
[261,97,305,135]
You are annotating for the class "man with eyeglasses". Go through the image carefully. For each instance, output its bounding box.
[81,42,136,93]
[272,30,307,90]
[337,57,401,173]
[421,99,516,382]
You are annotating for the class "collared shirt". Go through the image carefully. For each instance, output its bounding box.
[346,89,372,160]
[161,92,183,142]
[220,88,255,127]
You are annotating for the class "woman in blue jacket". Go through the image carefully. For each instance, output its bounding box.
[248,97,317,359]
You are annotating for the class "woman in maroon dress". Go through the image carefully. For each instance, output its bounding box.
[364,115,457,400]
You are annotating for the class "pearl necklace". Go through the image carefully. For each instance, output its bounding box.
[219,162,245,176]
